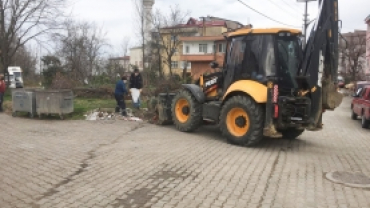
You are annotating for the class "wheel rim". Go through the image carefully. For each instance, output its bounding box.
[175,98,190,123]
[226,107,250,137]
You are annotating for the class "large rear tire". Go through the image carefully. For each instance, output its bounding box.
[361,114,369,129]
[219,95,264,147]
[171,89,202,132]
[351,109,357,120]
[280,128,305,140]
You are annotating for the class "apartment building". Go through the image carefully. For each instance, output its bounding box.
[130,46,144,71]
[109,56,130,70]
[180,36,226,80]
[158,16,244,76]
[338,30,367,79]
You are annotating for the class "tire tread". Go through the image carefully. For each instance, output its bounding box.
[219,95,264,146]
[171,89,202,132]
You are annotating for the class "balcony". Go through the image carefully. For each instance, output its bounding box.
[180,54,215,62]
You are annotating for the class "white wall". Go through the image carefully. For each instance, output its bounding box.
[183,41,215,55]
[129,47,143,71]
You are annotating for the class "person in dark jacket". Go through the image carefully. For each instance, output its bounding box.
[115,76,128,116]
[129,68,143,109]
[0,74,5,112]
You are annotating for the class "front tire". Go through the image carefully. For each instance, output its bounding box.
[171,89,202,132]
[219,95,264,147]
[361,115,369,129]
[351,109,357,120]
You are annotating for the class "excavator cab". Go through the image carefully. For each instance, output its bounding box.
[196,29,303,100]
[221,28,303,95]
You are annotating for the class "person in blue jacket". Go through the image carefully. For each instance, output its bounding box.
[115,76,128,116]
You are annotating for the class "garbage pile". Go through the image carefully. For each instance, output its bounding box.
[85,108,143,122]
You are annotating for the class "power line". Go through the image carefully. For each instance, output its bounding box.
[280,0,303,11]
[265,0,302,18]
[236,0,301,28]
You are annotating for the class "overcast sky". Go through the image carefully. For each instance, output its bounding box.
[66,0,370,56]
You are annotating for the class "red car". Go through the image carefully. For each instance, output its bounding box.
[337,76,345,88]
[351,86,370,128]
[354,81,370,93]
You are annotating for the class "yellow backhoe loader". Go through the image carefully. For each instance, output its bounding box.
[156,0,343,146]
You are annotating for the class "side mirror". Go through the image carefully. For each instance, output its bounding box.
[210,61,219,69]
[353,88,363,97]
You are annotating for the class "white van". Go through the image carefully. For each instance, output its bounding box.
[5,66,24,88]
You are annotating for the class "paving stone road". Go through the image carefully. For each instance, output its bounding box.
[1,96,370,208]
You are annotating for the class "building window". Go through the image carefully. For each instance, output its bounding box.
[199,44,207,53]
[171,35,178,41]
[171,61,178,68]
[186,46,190,54]
[218,43,226,53]
[181,61,191,69]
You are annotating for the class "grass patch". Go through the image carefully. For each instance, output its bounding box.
[5,94,148,120]
[70,98,117,120]
[65,98,147,120]
[4,88,148,120]
[3,90,11,101]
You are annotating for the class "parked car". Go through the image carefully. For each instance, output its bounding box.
[354,81,370,93]
[337,76,345,88]
[351,86,370,128]
[4,66,24,88]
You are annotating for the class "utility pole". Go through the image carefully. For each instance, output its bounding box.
[297,0,317,49]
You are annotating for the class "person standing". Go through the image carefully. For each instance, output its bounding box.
[129,68,143,109]
[0,74,6,112]
[114,76,128,116]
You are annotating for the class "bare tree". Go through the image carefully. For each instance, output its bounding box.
[0,0,66,82]
[12,45,37,78]
[339,32,367,81]
[121,36,131,57]
[152,4,193,76]
[54,19,109,82]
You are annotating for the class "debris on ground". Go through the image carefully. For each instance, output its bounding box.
[85,108,143,122]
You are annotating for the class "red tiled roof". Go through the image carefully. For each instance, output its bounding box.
[161,17,227,29]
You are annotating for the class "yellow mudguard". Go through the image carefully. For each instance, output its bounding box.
[222,80,268,103]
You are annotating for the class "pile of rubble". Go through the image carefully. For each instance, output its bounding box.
[85,108,143,122]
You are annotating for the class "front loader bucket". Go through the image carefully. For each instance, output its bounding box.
[156,93,176,125]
